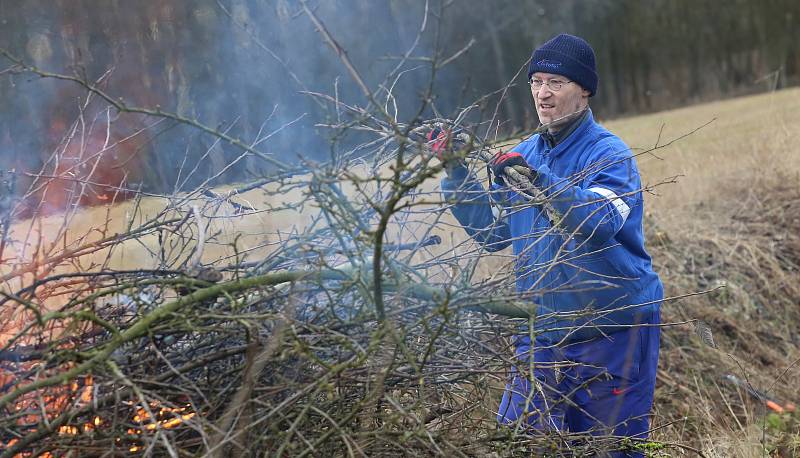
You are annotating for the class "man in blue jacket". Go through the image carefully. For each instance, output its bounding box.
[436,34,662,455]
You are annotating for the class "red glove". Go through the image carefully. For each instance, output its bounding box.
[489,151,535,186]
[427,127,449,158]
[424,125,466,160]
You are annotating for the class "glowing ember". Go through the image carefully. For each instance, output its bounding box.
[57,425,79,435]
[2,370,195,454]
[131,403,196,432]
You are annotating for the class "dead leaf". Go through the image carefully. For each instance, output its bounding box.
[694,320,717,349]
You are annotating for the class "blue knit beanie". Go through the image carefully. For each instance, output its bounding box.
[527,33,598,96]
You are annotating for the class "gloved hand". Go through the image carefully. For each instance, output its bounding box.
[489,151,536,186]
[414,123,469,160]
[412,123,469,176]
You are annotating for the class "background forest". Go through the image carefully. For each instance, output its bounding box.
[2,0,799,192]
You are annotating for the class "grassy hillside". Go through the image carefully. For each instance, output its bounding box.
[606,87,800,222]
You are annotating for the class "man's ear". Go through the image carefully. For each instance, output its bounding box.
[581,88,591,98]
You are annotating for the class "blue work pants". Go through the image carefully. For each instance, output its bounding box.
[497,310,661,457]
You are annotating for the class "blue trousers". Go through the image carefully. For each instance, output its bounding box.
[497,310,660,457]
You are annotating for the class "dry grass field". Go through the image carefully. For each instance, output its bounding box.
[607,86,800,222]
[2,87,799,455]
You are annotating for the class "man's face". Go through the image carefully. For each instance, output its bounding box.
[530,72,590,129]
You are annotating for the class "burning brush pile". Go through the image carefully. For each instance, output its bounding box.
[2,100,799,457]
[0,112,557,457]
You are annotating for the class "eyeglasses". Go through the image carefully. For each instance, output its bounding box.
[529,78,573,92]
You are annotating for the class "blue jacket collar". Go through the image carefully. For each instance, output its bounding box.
[542,108,590,148]
[539,108,594,157]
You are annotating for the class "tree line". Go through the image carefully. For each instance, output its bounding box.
[1,0,798,193]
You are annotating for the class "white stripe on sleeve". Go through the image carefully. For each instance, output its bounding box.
[588,187,631,224]
[491,205,500,220]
